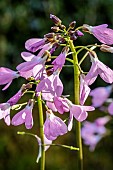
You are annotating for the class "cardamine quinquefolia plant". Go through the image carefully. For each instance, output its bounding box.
[1,14,113,170]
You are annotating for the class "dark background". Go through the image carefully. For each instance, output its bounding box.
[0,0,113,169]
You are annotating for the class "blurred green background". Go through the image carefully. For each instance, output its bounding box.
[0,0,113,169]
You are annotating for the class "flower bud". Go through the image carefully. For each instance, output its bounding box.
[51,26,60,32]
[50,14,62,26]
[100,44,113,53]
[44,32,55,40]
[75,30,84,37]
[69,21,76,29]
[60,24,66,30]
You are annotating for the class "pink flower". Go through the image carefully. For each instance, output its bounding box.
[83,24,113,45]
[36,70,63,101]
[12,99,34,129]
[108,102,113,115]
[52,47,69,71]
[0,103,11,126]
[46,96,69,114]
[90,85,112,107]
[0,67,19,90]
[80,74,91,105]
[65,99,95,130]
[70,104,95,122]
[21,52,36,61]
[17,51,50,79]
[7,88,24,106]
[81,116,110,151]
[85,52,113,85]
[25,38,46,52]
[44,110,68,140]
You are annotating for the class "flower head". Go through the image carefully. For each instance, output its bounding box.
[80,74,91,105]
[44,110,67,140]
[81,116,110,151]
[90,85,112,107]
[70,104,95,122]
[46,96,69,114]
[36,70,63,101]
[0,67,19,90]
[83,24,113,45]
[25,38,46,52]
[0,103,11,126]
[52,47,69,71]
[12,99,34,129]
[85,52,113,85]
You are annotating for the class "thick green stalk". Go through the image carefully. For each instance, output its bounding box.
[37,95,45,170]
[69,39,83,170]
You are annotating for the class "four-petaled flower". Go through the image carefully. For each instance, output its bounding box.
[90,85,112,107]
[0,67,19,90]
[12,99,34,129]
[44,109,68,140]
[83,24,113,45]
[81,116,110,151]
[85,52,113,85]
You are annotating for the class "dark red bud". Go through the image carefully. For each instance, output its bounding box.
[69,21,76,29]
[50,14,62,26]
[51,26,60,32]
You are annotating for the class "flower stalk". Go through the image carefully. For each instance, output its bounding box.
[69,39,83,170]
[37,95,45,170]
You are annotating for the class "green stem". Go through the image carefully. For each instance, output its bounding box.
[68,39,83,170]
[37,95,45,170]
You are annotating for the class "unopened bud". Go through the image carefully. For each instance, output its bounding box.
[69,21,76,29]
[68,30,77,40]
[60,24,66,30]
[22,83,33,92]
[100,44,113,53]
[75,30,84,37]
[51,26,60,32]
[70,35,77,40]
[50,14,62,26]
[44,32,55,39]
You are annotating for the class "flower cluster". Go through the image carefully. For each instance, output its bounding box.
[1,14,113,162]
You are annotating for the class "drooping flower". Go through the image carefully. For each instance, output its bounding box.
[65,99,95,130]
[12,99,34,129]
[17,51,50,79]
[0,103,11,126]
[81,116,110,151]
[25,38,46,52]
[7,85,26,106]
[90,85,112,107]
[0,84,29,126]
[80,74,91,105]
[70,104,95,122]
[0,67,19,90]
[36,70,63,101]
[108,102,113,115]
[83,24,113,45]
[46,96,69,114]
[44,110,68,140]
[21,52,36,61]
[52,47,69,71]
[84,52,113,85]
